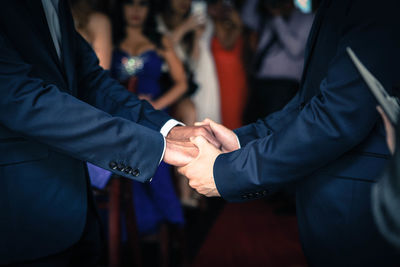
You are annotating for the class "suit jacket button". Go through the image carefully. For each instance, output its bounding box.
[124,167,132,174]
[109,161,118,170]
[131,169,140,177]
[298,102,306,111]
[117,163,126,171]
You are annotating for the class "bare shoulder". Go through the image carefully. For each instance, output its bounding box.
[87,12,112,32]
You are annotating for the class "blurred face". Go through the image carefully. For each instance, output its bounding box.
[170,0,192,16]
[208,0,231,20]
[123,0,149,28]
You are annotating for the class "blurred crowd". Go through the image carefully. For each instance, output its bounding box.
[68,0,316,265]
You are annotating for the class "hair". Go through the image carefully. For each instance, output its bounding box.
[69,0,95,30]
[157,0,190,17]
[257,0,293,16]
[157,0,195,56]
[112,0,164,49]
[206,0,244,10]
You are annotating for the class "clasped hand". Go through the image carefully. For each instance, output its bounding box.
[163,119,240,197]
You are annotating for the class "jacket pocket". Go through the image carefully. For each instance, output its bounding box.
[0,140,48,165]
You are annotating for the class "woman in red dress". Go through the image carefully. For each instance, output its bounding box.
[210,0,248,130]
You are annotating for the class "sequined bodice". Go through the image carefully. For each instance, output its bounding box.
[110,49,164,98]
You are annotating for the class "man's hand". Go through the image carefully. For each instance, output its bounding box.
[167,125,221,148]
[178,136,222,197]
[195,118,240,152]
[377,106,396,154]
[163,139,199,167]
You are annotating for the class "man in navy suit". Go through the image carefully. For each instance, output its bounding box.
[0,0,219,265]
[180,0,400,265]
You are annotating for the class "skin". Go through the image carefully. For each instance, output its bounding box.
[74,12,113,69]
[377,106,396,154]
[178,118,240,197]
[162,0,205,61]
[120,0,221,167]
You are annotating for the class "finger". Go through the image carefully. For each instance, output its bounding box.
[376,106,385,117]
[194,121,207,126]
[198,129,221,148]
[377,106,390,123]
[195,118,213,126]
[207,120,227,142]
[177,166,188,177]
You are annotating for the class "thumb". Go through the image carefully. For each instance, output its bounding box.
[190,135,209,149]
[202,118,213,125]
[194,121,207,126]
[208,119,226,136]
[195,118,213,126]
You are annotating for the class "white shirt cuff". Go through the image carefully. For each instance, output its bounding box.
[160,119,185,137]
[159,119,185,163]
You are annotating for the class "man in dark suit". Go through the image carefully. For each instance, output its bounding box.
[180,0,400,265]
[0,0,217,265]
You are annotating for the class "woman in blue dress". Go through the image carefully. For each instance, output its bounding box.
[110,0,187,235]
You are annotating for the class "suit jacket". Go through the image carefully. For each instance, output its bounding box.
[0,0,172,264]
[214,0,400,265]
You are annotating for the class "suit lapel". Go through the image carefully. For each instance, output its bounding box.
[58,0,75,91]
[24,0,63,70]
[299,0,330,88]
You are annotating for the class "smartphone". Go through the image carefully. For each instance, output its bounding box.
[294,0,312,14]
[191,0,207,18]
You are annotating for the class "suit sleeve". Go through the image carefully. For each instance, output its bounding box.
[0,30,164,183]
[214,0,400,201]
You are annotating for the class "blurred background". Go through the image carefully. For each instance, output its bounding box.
[69,0,320,266]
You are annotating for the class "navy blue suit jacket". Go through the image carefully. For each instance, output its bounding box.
[0,1,172,264]
[214,0,400,265]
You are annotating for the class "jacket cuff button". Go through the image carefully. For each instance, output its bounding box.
[109,161,118,170]
[131,169,140,177]
[124,167,132,174]
[117,163,126,172]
